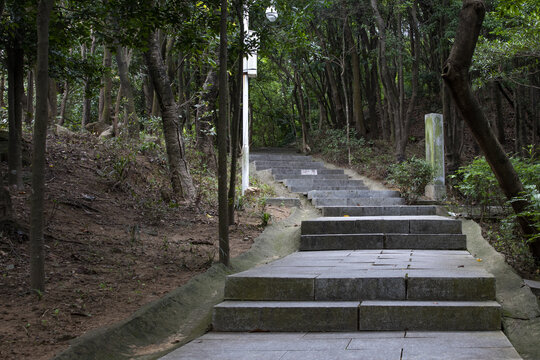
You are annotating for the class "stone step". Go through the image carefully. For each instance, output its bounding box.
[213,301,360,332]
[301,216,462,235]
[284,179,366,187]
[359,300,501,331]
[253,160,326,170]
[224,269,494,301]
[274,174,350,181]
[312,197,406,207]
[213,300,501,332]
[300,233,467,251]
[321,205,437,217]
[308,190,401,199]
[289,185,370,194]
[250,153,312,161]
[271,168,345,175]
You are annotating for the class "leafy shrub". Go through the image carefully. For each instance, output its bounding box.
[311,128,372,165]
[452,155,540,208]
[387,156,433,203]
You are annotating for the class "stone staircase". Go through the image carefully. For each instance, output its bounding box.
[213,152,502,333]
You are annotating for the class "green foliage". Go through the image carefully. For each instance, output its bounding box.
[387,157,433,204]
[311,129,372,165]
[260,212,271,227]
[452,155,540,208]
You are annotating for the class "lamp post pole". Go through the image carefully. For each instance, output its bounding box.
[241,13,250,196]
[240,4,277,196]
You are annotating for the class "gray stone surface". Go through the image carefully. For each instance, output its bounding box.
[160,331,521,360]
[313,197,406,206]
[301,216,462,235]
[308,189,401,199]
[300,234,384,250]
[213,301,360,331]
[322,205,437,217]
[359,300,501,331]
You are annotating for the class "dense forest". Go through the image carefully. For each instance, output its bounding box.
[0,0,538,357]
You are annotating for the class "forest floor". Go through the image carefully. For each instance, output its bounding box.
[0,132,289,360]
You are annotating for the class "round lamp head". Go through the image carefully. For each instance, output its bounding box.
[265,6,278,22]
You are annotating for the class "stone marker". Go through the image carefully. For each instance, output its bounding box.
[425,113,446,200]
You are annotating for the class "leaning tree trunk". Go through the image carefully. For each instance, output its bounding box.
[442,0,539,261]
[345,19,366,137]
[30,0,54,293]
[99,47,113,124]
[144,31,196,201]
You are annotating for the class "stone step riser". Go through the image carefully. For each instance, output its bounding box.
[255,164,327,171]
[250,154,313,161]
[308,190,401,199]
[301,218,462,235]
[274,174,350,181]
[313,198,406,206]
[213,301,501,332]
[271,169,345,175]
[299,234,467,251]
[224,275,495,301]
[289,186,370,193]
[285,179,365,187]
[359,301,501,331]
[321,206,437,217]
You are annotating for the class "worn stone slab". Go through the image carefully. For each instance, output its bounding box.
[301,216,462,235]
[271,168,345,175]
[315,273,406,301]
[322,206,437,217]
[406,270,496,300]
[308,190,401,199]
[359,300,501,331]
[300,234,384,251]
[313,197,406,207]
[385,234,466,250]
[224,276,315,301]
[213,301,360,332]
[285,179,366,187]
[250,153,313,161]
[274,174,349,181]
[290,185,370,193]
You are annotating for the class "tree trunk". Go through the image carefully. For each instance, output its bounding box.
[113,84,122,136]
[144,31,195,201]
[293,71,310,153]
[48,77,57,125]
[100,47,112,124]
[196,69,218,169]
[59,81,69,126]
[228,3,243,226]
[6,42,24,188]
[30,0,54,293]
[345,20,366,137]
[218,0,229,266]
[0,71,5,108]
[25,70,34,125]
[442,0,539,260]
[115,46,139,138]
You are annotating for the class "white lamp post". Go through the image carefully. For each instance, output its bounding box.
[241,3,278,195]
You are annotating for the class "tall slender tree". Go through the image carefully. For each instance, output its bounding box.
[30,0,54,292]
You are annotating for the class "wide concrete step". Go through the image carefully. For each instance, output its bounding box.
[301,216,462,235]
[274,174,349,181]
[300,233,467,251]
[359,300,501,331]
[290,185,370,193]
[225,270,494,301]
[213,301,360,332]
[271,168,345,175]
[250,153,312,161]
[285,179,365,187]
[308,190,401,199]
[254,161,326,170]
[313,197,406,207]
[213,300,501,332]
[321,205,437,217]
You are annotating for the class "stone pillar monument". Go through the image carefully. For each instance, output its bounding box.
[425,113,446,200]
